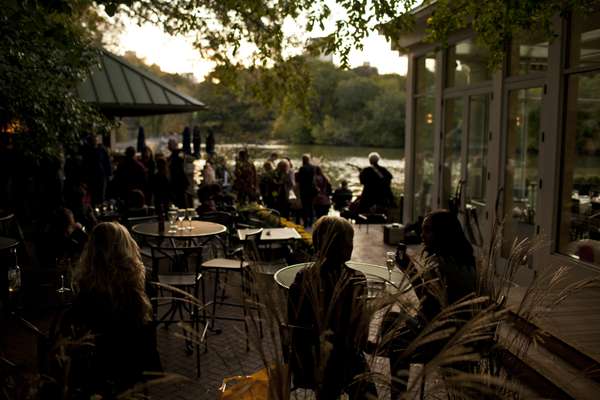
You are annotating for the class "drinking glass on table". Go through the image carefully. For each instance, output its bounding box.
[386,251,396,284]
[177,209,186,230]
[167,209,178,234]
[185,208,195,231]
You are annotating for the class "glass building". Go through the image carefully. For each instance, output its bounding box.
[400,6,600,275]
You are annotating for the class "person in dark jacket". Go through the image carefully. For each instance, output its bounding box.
[313,166,332,219]
[233,149,258,205]
[167,139,189,208]
[288,216,377,399]
[192,126,202,158]
[205,129,215,157]
[386,209,477,398]
[296,154,316,227]
[332,180,353,211]
[48,222,161,398]
[358,152,394,213]
[150,156,171,213]
[113,146,147,203]
[81,135,112,206]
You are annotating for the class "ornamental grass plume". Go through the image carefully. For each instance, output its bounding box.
[231,214,600,400]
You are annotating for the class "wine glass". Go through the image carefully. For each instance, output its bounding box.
[386,251,396,284]
[167,209,178,233]
[7,249,21,293]
[177,209,186,230]
[56,257,72,295]
[185,208,195,231]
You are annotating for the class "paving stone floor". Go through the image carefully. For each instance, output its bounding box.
[0,224,401,399]
[147,224,398,399]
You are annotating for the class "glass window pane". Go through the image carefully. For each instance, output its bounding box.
[569,11,600,69]
[442,98,464,204]
[508,32,549,76]
[503,88,542,254]
[466,95,489,205]
[413,96,436,219]
[446,38,491,88]
[416,53,436,95]
[558,71,600,265]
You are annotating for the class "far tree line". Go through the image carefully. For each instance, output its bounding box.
[122,52,406,148]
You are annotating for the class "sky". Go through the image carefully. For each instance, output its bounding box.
[110,15,408,82]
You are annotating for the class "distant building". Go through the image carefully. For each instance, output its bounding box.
[352,62,379,76]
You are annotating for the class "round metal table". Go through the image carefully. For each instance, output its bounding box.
[132,220,227,238]
[0,237,19,252]
[274,261,407,290]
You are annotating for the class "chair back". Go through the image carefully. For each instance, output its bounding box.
[147,240,205,277]
[124,215,159,247]
[124,214,159,231]
[0,213,24,242]
[197,211,234,226]
[241,228,263,265]
[198,211,235,236]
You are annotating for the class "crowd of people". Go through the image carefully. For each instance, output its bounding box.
[2,118,482,399]
[238,150,395,228]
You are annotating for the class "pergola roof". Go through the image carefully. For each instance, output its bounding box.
[77,50,206,117]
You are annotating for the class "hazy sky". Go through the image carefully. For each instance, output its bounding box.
[110,16,408,81]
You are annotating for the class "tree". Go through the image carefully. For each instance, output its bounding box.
[99,0,598,76]
[0,1,111,161]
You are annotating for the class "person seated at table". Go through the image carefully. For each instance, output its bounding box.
[332,179,353,211]
[385,209,476,398]
[124,189,151,217]
[288,216,377,399]
[48,222,162,398]
[196,183,218,214]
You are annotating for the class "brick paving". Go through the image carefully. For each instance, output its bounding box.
[147,224,397,399]
[0,224,398,399]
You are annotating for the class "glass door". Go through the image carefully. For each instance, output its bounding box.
[503,87,543,254]
[465,94,490,236]
[442,92,490,245]
[442,97,464,206]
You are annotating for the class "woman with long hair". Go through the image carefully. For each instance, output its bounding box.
[288,216,377,399]
[387,209,477,398]
[51,222,161,397]
[420,209,476,310]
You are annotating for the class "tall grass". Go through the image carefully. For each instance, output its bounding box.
[10,218,599,399]
[231,218,600,399]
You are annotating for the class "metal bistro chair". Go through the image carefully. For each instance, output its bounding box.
[125,215,161,262]
[0,213,25,242]
[201,228,263,351]
[148,239,208,377]
[196,211,237,249]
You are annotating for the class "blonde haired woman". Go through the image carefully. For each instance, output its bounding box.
[52,222,161,397]
[288,216,377,399]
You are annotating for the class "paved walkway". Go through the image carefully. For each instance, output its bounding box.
[0,224,400,399]
[148,223,396,399]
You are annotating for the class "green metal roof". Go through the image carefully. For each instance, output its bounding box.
[77,50,206,117]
